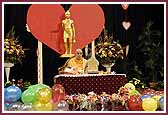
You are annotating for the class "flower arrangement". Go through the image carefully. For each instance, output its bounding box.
[4,79,31,92]
[4,26,25,64]
[95,30,124,65]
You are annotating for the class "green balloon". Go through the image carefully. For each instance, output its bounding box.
[29,84,49,90]
[21,88,36,104]
[23,84,50,103]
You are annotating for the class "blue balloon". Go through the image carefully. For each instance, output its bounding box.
[159,96,164,110]
[4,102,10,111]
[4,86,22,102]
[4,88,7,97]
[141,94,151,101]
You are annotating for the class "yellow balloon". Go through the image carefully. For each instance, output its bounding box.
[36,87,52,103]
[33,101,52,111]
[124,83,135,92]
[142,98,157,111]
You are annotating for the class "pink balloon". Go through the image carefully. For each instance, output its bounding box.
[52,84,65,103]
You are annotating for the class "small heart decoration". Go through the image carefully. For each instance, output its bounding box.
[121,4,129,10]
[122,21,131,30]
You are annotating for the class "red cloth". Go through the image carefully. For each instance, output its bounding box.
[54,74,127,95]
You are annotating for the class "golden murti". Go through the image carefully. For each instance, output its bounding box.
[61,10,76,56]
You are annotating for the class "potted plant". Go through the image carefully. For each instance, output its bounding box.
[136,21,163,88]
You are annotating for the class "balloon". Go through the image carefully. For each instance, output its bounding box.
[28,84,49,93]
[124,83,135,93]
[22,84,50,104]
[52,84,65,103]
[128,94,143,111]
[4,102,10,111]
[8,101,23,111]
[159,96,164,110]
[36,87,52,103]
[141,95,151,101]
[152,95,161,107]
[5,86,22,102]
[142,98,157,111]
[21,88,36,104]
[53,100,69,111]
[129,90,140,96]
[32,101,52,111]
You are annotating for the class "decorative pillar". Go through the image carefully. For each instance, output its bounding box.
[37,41,43,84]
[86,40,99,73]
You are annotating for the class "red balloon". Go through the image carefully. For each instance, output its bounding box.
[52,84,65,103]
[128,94,143,111]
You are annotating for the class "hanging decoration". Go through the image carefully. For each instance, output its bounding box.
[122,21,131,30]
[121,4,131,30]
[121,4,129,10]
[121,4,131,58]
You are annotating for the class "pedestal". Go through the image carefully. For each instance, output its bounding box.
[4,63,14,82]
[102,63,115,74]
[60,54,74,58]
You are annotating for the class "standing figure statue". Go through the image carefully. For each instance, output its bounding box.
[62,10,76,55]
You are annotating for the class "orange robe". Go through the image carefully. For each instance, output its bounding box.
[67,57,87,73]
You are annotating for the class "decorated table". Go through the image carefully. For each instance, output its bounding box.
[54,74,127,95]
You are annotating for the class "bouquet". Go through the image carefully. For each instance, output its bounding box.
[95,31,124,65]
[4,26,25,64]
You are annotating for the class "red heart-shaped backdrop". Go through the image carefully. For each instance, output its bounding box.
[27,4,105,54]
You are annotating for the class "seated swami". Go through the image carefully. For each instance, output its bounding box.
[58,49,88,75]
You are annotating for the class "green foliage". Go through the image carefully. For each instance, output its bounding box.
[155,81,164,90]
[137,21,163,81]
[127,61,143,81]
[127,20,164,82]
